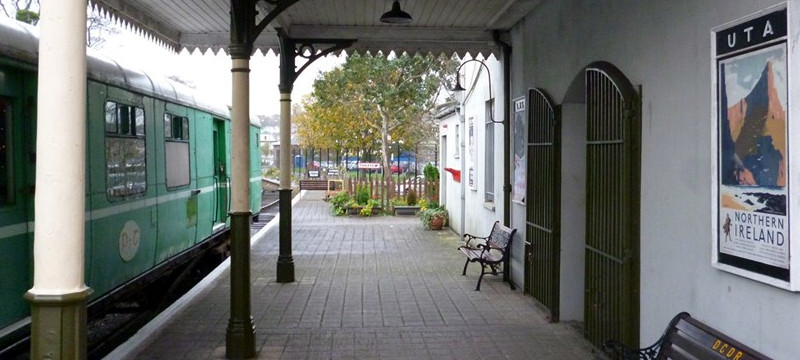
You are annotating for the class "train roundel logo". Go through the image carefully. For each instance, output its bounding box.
[119,220,141,262]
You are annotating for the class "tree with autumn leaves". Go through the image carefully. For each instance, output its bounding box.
[294,52,456,177]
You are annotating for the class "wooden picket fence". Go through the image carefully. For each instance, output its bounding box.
[343,177,439,210]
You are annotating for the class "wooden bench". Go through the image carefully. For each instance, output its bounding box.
[298,179,328,191]
[603,312,772,360]
[458,221,516,291]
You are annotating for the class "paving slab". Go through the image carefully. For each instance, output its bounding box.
[111,190,605,360]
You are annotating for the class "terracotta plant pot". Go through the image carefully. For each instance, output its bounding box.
[431,216,444,230]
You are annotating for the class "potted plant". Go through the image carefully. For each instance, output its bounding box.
[419,204,448,230]
[329,191,351,216]
[360,198,382,216]
[346,185,372,215]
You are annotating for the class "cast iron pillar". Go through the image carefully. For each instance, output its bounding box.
[226,0,258,357]
[276,29,354,283]
[26,1,91,358]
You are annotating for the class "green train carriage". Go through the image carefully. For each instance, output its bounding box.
[0,17,261,350]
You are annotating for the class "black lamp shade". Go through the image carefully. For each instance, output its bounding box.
[380,1,413,24]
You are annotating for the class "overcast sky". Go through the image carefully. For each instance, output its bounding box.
[99,26,344,117]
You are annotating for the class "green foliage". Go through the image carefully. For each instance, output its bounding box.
[419,204,448,230]
[263,166,280,179]
[15,9,38,25]
[329,191,351,216]
[391,197,408,207]
[355,185,370,205]
[295,53,458,172]
[360,199,381,217]
[418,199,428,210]
[406,189,417,206]
[423,163,439,182]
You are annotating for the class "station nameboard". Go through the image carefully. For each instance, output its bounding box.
[357,162,381,170]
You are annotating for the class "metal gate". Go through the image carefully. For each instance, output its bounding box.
[525,88,561,321]
[584,63,640,348]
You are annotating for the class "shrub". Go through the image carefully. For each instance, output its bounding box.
[423,163,439,182]
[360,199,382,216]
[360,203,373,216]
[329,191,351,216]
[418,199,428,211]
[391,197,408,207]
[406,189,417,206]
[355,184,370,205]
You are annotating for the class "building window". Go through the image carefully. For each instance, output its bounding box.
[454,123,460,158]
[105,101,146,198]
[164,113,190,188]
[0,98,11,205]
[485,99,495,202]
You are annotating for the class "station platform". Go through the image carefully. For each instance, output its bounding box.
[107,191,603,360]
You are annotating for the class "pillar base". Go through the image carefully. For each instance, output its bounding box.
[25,288,92,360]
[276,260,295,283]
[227,211,256,359]
[226,316,256,359]
[277,188,295,283]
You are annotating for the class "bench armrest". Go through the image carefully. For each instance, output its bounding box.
[462,234,488,249]
[603,336,663,360]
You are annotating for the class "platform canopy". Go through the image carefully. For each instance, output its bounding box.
[90,0,539,56]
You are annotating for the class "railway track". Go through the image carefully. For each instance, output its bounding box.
[0,191,281,360]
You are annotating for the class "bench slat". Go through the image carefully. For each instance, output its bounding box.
[666,328,722,360]
[661,346,698,360]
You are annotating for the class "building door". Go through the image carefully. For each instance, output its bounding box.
[583,63,640,348]
[212,120,229,226]
[525,88,561,321]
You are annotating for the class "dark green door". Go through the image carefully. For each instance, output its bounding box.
[213,120,228,225]
[584,63,640,348]
[525,88,561,321]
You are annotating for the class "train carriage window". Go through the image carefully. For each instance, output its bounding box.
[105,102,117,133]
[105,101,146,198]
[164,113,190,188]
[164,114,189,140]
[0,98,11,205]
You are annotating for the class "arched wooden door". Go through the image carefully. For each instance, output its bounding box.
[525,88,561,321]
[583,63,640,348]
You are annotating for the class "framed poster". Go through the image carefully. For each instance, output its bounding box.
[468,117,475,189]
[512,97,526,204]
[713,6,795,289]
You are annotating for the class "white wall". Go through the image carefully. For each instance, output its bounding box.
[440,56,506,238]
[508,0,795,358]
[439,112,463,233]
[559,104,586,322]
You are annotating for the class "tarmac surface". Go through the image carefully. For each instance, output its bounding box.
[109,191,604,360]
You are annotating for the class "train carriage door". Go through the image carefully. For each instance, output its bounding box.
[213,119,229,227]
[0,67,34,329]
[583,63,641,349]
[525,88,561,321]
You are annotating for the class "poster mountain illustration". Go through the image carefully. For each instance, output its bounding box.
[721,61,786,188]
